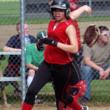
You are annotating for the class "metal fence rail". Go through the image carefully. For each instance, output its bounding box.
[0,77,21,82]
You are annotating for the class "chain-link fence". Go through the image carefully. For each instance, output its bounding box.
[0,0,21,107]
[0,0,110,108]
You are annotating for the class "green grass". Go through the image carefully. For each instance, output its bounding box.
[0,1,20,14]
[1,16,110,25]
[0,57,8,71]
[0,48,8,71]
[0,1,20,25]
[0,1,110,25]
[38,80,110,105]
[0,0,19,1]
[89,80,110,105]
[39,80,110,105]
[77,16,110,22]
[0,70,110,105]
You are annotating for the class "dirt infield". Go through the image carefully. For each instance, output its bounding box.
[0,104,110,110]
[0,21,110,48]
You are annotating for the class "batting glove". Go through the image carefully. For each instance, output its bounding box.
[36,38,58,51]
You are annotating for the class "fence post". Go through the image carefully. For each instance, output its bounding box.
[20,0,26,102]
[88,0,92,8]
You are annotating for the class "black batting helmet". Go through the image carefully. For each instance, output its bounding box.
[50,0,70,18]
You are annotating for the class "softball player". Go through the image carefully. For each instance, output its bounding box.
[22,0,91,110]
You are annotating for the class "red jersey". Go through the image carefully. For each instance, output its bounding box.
[44,19,75,64]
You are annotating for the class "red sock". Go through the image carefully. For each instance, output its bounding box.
[22,102,33,110]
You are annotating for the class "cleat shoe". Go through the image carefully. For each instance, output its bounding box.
[35,99,43,104]
[82,105,89,110]
[80,97,89,106]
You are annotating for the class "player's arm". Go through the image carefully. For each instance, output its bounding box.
[3,46,21,52]
[37,26,78,53]
[57,25,78,53]
[69,5,92,20]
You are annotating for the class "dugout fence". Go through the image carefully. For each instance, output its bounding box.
[0,0,110,108]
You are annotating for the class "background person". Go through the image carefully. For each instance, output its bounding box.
[68,0,92,66]
[25,31,45,104]
[80,25,110,105]
[25,31,45,87]
[2,22,36,104]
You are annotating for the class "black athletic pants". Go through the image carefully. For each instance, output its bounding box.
[24,60,81,107]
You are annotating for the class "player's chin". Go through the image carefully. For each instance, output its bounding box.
[54,18,64,22]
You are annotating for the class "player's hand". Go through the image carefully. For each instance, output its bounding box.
[36,38,45,51]
[41,38,58,46]
[37,38,58,51]
[36,31,47,51]
[83,5,92,16]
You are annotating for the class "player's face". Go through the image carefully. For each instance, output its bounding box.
[53,8,66,22]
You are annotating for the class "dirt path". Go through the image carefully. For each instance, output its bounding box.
[0,104,110,110]
[0,21,110,48]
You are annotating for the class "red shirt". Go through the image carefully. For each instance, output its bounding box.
[44,19,75,64]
